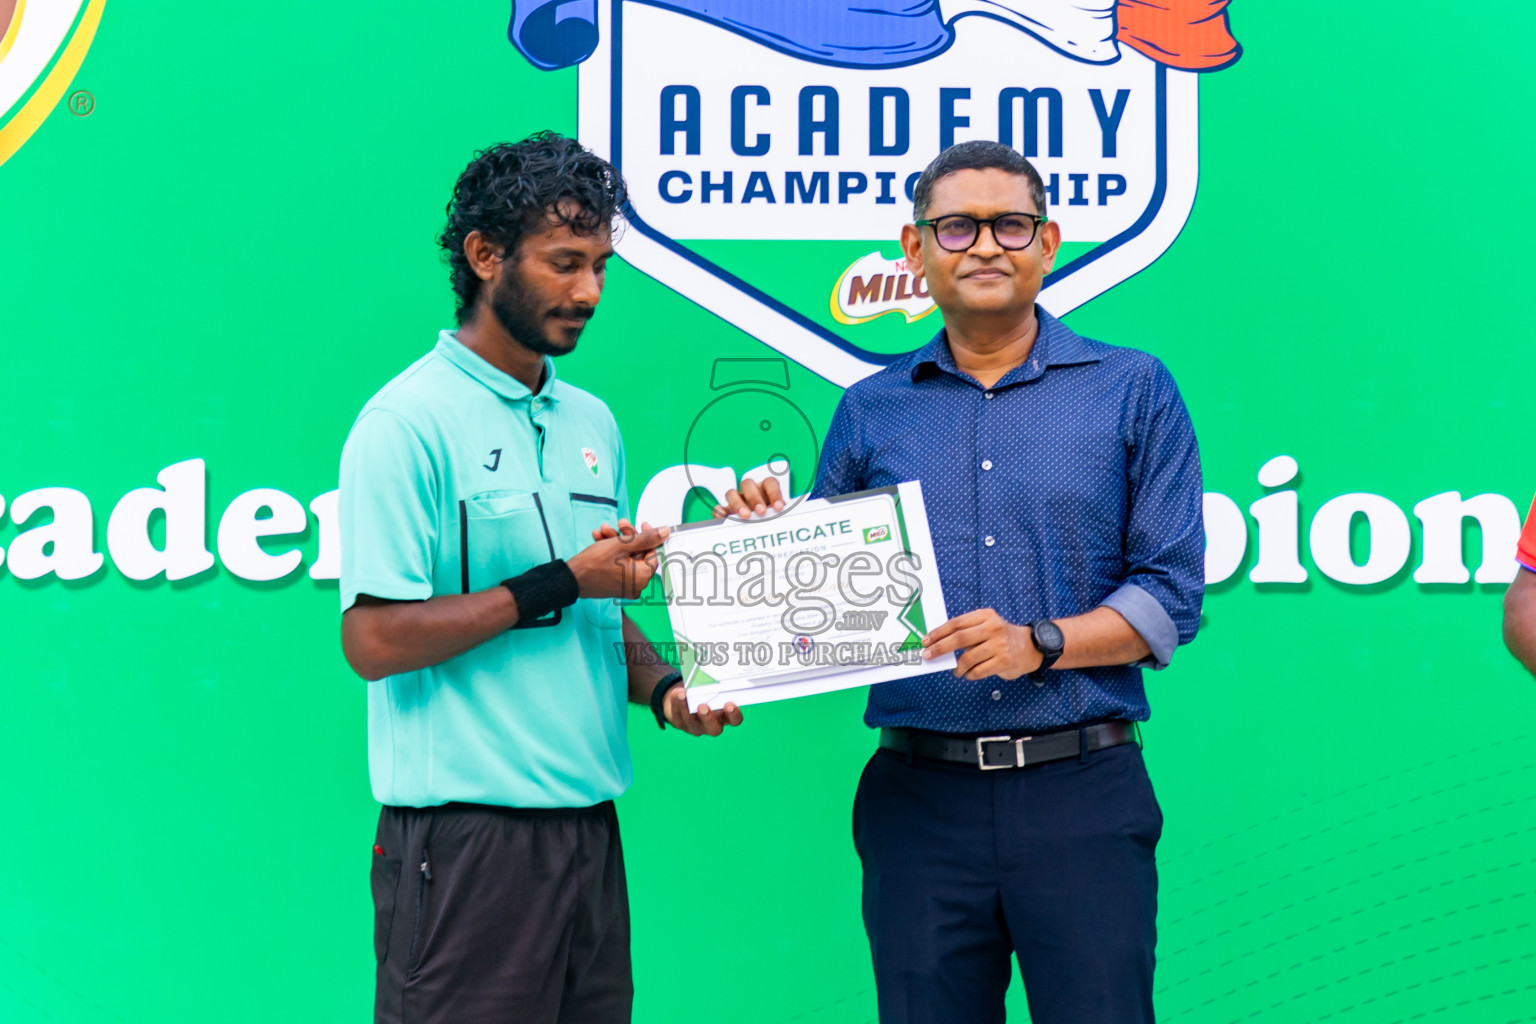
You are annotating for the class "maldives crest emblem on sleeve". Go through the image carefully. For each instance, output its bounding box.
[506,0,1239,386]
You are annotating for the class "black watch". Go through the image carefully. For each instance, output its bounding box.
[1029,619,1065,676]
[650,670,684,730]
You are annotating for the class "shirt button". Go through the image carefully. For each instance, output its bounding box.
[984,391,995,400]
[984,536,995,547]
[990,689,1002,701]
[981,459,993,471]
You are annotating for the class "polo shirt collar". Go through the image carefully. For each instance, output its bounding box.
[435,330,560,403]
[910,306,1100,386]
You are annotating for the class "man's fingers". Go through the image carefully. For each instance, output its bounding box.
[951,638,1001,678]
[953,642,995,678]
[952,641,1001,681]
[663,685,739,737]
[672,700,704,736]
[628,559,657,597]
[921,632,953,658]
[622,525,668,551]
[923,611,977,645]
[721,489,754,519]
[626,525,658,560]
[723,479,784,518]
[962,653,1007,681]
[922,624,990,660]
[737,478,764,513]
[664,691,699,736]
[666,691,741,735]
[923,609,994,646]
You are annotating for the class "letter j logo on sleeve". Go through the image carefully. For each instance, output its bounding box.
[505,0,1239,388]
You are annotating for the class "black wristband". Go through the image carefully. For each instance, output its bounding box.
[650,670,684,730]
[502,560,580,626]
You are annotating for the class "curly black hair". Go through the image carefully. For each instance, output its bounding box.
[438,132,628,323]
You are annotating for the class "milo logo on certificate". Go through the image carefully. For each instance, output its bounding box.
[863,525,892,544]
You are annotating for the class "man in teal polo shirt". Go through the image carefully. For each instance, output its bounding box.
[339,132,742,1024]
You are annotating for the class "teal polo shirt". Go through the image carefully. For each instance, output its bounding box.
[338,330,631,809]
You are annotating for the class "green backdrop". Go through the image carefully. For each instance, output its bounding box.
[3,2,1535,1022]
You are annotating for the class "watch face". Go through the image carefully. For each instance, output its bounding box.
[1034,620,1065,651]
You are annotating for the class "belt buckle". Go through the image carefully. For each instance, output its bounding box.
[976,734,1030,770]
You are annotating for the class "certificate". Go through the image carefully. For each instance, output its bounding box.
[657,481,955,711]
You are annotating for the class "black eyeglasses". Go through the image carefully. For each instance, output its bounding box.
[913,212,1048,252]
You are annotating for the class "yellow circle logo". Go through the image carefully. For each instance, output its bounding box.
[0,0,107,168]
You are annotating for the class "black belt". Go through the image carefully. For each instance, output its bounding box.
[879,721,1138,771]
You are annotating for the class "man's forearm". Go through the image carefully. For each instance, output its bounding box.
[342,588,521,680]
[1503,569,1536,677]
[1055,605,1153,670]
[621,613,677,704]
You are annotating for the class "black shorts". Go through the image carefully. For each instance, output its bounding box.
[371,801,631,1024]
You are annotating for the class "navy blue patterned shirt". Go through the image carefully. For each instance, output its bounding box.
[810,308,1204,733]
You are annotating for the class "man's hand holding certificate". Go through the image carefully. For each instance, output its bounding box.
[658,477,955,712]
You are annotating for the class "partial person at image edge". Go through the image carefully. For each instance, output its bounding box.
[1503,495,1536,675]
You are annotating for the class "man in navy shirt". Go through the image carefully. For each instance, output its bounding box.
[723,140,1204,1024]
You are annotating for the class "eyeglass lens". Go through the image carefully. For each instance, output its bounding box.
[934,215,1037,251]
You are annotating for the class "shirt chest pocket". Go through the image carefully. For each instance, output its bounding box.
[568,492,623,632]
[458,489,563,629]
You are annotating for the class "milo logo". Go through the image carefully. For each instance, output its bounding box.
[506,0,1242,387]
[863,525,891,544]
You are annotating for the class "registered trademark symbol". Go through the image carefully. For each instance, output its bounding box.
[67,90,94,116]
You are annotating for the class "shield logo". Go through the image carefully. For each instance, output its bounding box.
[582,446,600,476]
[0,0,107,168]
[508,0,1239,387]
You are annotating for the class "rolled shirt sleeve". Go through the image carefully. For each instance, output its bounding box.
[1103,582,1181,669]
[1106,358,1205,668]
[338,408,440,612]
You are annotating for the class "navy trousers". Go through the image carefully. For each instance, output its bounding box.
[853,738,1163,1024]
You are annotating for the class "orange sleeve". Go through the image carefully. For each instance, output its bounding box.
[1519,495,1536,572]
[1117,0,1241,71]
